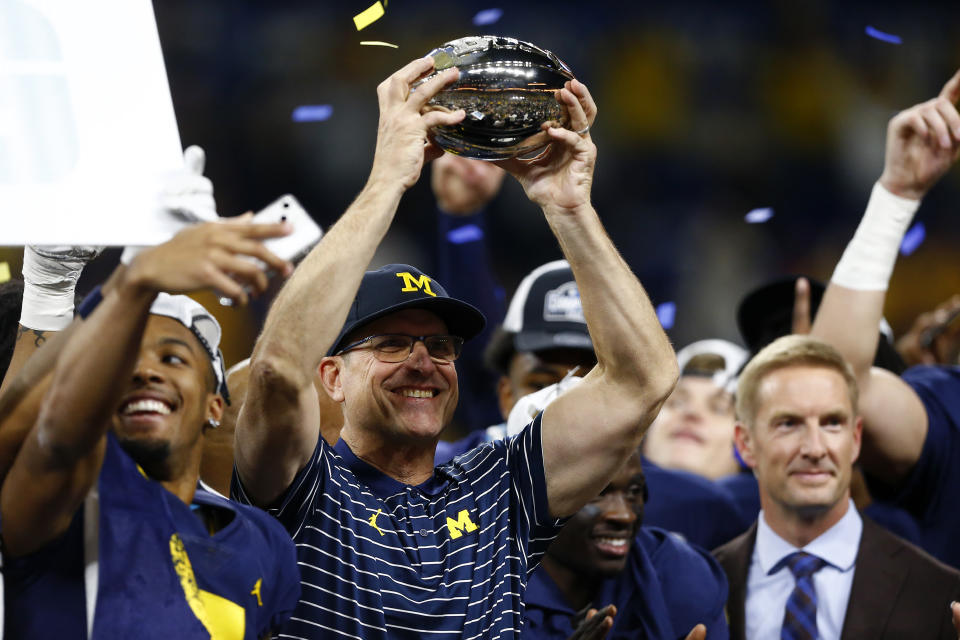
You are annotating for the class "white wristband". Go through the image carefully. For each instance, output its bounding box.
[20,248,85,331]
[830,182,920,291]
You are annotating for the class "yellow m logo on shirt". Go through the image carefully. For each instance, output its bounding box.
[446,510,478,539]
[396,272,437,297]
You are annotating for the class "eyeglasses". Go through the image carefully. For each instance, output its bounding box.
[336,334,464,363]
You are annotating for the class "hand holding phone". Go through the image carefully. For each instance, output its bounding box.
[218,195,322,306]
[250,195,323,265]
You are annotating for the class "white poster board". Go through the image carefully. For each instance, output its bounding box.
[0,0,187,246]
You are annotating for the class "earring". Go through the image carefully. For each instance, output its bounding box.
[205,418,221,430]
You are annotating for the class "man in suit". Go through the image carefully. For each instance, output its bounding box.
[714,334,960,640]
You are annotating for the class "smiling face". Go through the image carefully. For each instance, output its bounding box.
[544,453,645,580]
[642,375,739,480]
[112,316,222,479]
[736,365,861,527]
[324,309,459,443]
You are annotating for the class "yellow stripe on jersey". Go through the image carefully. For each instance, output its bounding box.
[170,533,247,639]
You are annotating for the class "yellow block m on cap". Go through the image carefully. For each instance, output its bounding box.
[396,272,436,297]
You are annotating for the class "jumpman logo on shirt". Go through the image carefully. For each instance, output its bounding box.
[368,508,386,536]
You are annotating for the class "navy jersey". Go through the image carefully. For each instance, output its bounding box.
[233,413,564,639]
[866,365,960,568]
[642,459,751,551]
[4,434,300,639]
[523,526,729,640]
[716,470,762,526]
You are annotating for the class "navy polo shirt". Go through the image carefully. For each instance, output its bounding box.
[523,526,729,639]
[233,413,565,639]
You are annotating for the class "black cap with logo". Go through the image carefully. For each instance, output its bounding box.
[484,260,593,373]
[327,264,486,356]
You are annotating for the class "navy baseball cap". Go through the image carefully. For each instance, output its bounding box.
[327,264,486,356]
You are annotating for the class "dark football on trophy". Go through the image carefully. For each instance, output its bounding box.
[419,36,576,160]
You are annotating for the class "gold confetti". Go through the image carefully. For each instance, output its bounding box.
[353,2,384,31]
[0,262,9,283]
[360,40,399,48]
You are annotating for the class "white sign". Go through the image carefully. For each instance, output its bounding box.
[0,0,186,246]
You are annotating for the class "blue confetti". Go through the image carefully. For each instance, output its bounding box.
[865,26,902,45]
[656,302,676,330]
[744,207,774,224]
[292,105,334,122]
[472,8,503,26]
[900,221,926,256]
[446,224,484,244]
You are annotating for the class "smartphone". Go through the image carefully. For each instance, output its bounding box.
[251,194,323,264]
[218,195,322,306]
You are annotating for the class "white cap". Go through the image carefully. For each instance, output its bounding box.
[149,293,229,402]
[675,339,748,393]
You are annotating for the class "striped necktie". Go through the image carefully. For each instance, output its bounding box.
[780,551,827,640]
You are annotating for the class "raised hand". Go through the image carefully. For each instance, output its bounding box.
[896,294,960,366]
[496,79,598,214]
[431,153,505,215]
[368,57,466,192]
[125,218,292,306]
[879,69,960,200]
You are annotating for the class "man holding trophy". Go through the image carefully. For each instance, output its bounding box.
[232,38,681,639]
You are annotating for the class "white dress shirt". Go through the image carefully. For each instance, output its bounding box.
[745,500,862,640]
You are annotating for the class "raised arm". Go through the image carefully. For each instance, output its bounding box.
[234,58,465,506]
[498,80,678,518]
[811,69,960,479]
[1,220,290,556]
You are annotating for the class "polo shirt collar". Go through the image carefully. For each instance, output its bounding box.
[333,438,450,498]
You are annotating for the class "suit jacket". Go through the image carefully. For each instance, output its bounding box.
[713,514,960,640]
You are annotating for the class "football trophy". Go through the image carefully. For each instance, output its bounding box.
[419,36,576,160]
